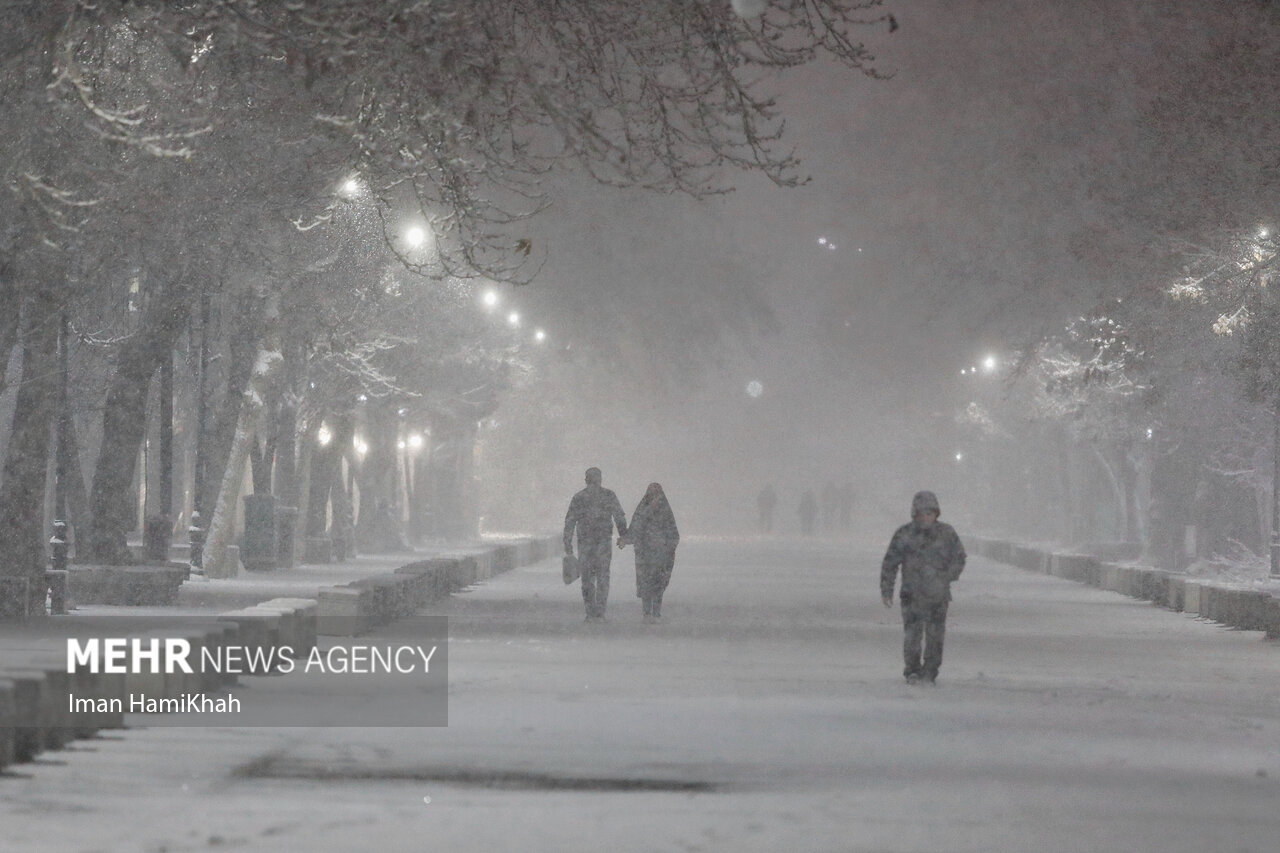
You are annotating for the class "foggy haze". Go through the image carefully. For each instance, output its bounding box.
[477,1,1222,538]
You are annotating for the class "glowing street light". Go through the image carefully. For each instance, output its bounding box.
[404,226,427,249]
[746,380,764,398]
[507,311,520,328]
[534,329,546,343]
[482,290,499,309]
[317,424,332,447]
[955,452,964,462]
[982,355,998,373]
[339,177,362,198]
[353,436,369,457]
[407,432,424,450]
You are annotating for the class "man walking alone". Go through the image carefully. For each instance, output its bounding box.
[564,467,628,621]
[880,490,966,684]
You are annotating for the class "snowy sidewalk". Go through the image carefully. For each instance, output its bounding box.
[3,537,1279,853]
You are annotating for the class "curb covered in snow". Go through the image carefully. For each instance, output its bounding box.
[969,536,1280,640]
[0,535,559,772]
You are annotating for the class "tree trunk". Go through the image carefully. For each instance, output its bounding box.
[355,407,408,552]
[196,293,259,521]
[0,290,59,618]
[1091,445,1127,542]
[202,347,282,577]
[86,298,190,563]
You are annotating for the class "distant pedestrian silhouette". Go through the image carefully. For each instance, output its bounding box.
[798,490,818,536]
[757,484,777,533]
[821,481,839,533]
[838,482,855,531]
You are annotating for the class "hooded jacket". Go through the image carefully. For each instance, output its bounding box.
[880,492,966,603]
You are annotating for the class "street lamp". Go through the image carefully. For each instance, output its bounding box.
[339,176,362,198]
[507,311,520,328]
[534,328,546,343]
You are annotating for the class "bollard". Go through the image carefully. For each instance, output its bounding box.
[49,519,69,572]
[189,511,206,570]
[45,570,68,615]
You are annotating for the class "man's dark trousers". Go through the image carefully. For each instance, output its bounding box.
[579,537,612,618]
[902,596,948,679]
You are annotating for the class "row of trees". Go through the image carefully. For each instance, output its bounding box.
[946,2,1280,580]
[956,226,1280,578]
[0,1,892,616]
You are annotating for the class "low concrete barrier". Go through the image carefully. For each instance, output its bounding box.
[0,678,14,771]
[216,608,284,673]
[980,536,1280,639]
[67,565,187,606]
[317,586,370,637]
[256,598,318,657]
[394,561,452,606]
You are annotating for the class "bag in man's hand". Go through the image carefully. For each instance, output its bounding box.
[562,553,580,585]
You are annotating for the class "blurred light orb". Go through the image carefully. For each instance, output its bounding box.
[340,177,361,197]
[507,311,520,327]
[397,440,406,450]
[483,290,499,308]
[1260,228,1270,239]
[746,380,764,398]
[982,355,997,372]
[817,237,828,245]
[534,329,546,342]
[317,425,332,447]
[731,0,769,19]
[353,437,369,456]
[405,226,427,248]
[955,452,964,462]
[408,432,424,450]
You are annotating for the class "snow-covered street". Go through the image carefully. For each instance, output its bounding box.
[3,536,1278,852]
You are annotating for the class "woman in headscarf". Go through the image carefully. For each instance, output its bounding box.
[619,483,680,622]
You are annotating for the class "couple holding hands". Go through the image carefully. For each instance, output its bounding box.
[563,467,680,623]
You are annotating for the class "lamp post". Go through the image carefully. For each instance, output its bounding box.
[1257,236,1280,578]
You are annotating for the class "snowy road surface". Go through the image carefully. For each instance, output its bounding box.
[4,537,1279,852]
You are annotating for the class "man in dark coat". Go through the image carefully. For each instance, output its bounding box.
[880,490,966,684]
[564,467,628,621]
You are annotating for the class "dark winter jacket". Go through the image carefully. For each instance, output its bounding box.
[564,484,628,552]
[624,495,680,561]
[880,520,966,603]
